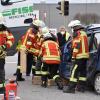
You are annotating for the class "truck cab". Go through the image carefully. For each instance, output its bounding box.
[0,0,39,56]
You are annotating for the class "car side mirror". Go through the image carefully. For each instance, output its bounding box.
[24,18,33,24]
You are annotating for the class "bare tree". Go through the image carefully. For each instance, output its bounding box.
[74,13,100,25]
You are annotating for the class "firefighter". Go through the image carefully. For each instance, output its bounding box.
[15,19,45,79]
[0,13,14,93]
[39,32,62,89]
[15,19,43,81]
[29,20,46,77]
[63,20,89,93]
[15,20,45,79]
[33,27,50,77]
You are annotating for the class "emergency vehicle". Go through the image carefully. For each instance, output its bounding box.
[0,0,39,55]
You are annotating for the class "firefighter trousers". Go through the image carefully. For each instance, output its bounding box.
[41,63,59,82]
[0,58,5,93]
[32,57,41,76]
[69,59,88,88]
[16,51,25,81]
[26,52,33,75]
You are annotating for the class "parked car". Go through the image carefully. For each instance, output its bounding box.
[86,24,100,94]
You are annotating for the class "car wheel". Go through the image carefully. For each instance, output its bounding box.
[94,73,100,95]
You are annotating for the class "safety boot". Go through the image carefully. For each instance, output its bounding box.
[13,73,17,76]
[63,86,75,93]
[76,82,86,93]
[13,69,17,76]
[55,77,63,90]
[41,81,47,88]
[16,69,25,81]
[16,73,25,81]
[41,75,48,88]
[63,82,76,93]
[77,87,85,93]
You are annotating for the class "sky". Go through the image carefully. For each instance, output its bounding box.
[10,0,100,3]
[33,0,100,3]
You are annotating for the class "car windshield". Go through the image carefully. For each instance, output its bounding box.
[95,33,100,45]
[86,24,100,52]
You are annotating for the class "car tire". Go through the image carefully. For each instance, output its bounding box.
[94,73,100,95]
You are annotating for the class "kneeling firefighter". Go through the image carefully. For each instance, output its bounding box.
[0,13,14,93]
[32,27,50,77]
[39,32,63,89]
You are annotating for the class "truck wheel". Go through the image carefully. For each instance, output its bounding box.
[94,73,100,95]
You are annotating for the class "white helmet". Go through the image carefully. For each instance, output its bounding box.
[42,27,49,34]
[0,13,5,24]
[32,19,45,28]
[68,20,82,28]
[43,32,52,39]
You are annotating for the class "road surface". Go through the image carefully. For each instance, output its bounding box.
[5,54,100,100]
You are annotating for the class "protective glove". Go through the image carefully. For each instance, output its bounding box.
[0,50,7,58]
[0,45,6,51]
[25,49,28,54]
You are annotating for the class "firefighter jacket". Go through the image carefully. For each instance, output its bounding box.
[28,36,42,56]
[72,30,89,59]
[20,28,35,49]
[18,28,39,56]
[0,31,14,49]
[16,34,33,51]
[39,40,61,64]
[24,29,42,56]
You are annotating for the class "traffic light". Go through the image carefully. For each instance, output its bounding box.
[64,0,69,16]
[56,0,69,16]
[56,1,61,11]
[56,1,65,15]
[1,0,12,6]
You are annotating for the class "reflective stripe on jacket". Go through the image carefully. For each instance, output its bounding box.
[72,30,89,59]
[0,31,14,48]
[20,28,41,56]
[39,40,60,64]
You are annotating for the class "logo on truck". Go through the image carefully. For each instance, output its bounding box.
[2,6,33,18]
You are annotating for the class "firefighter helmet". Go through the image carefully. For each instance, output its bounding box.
[32,19,45,28]
[42,27,49,34]
[68,20,82,28]
[43,32,52,39]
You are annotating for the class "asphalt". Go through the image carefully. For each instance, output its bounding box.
[5,54,100,100]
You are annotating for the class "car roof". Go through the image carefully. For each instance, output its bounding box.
[87,24,100,29]
[86,24,100,35]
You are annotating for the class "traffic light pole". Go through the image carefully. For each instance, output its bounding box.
[64,16,68,28]
[56,0,69,27]
[61,0,64,16]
